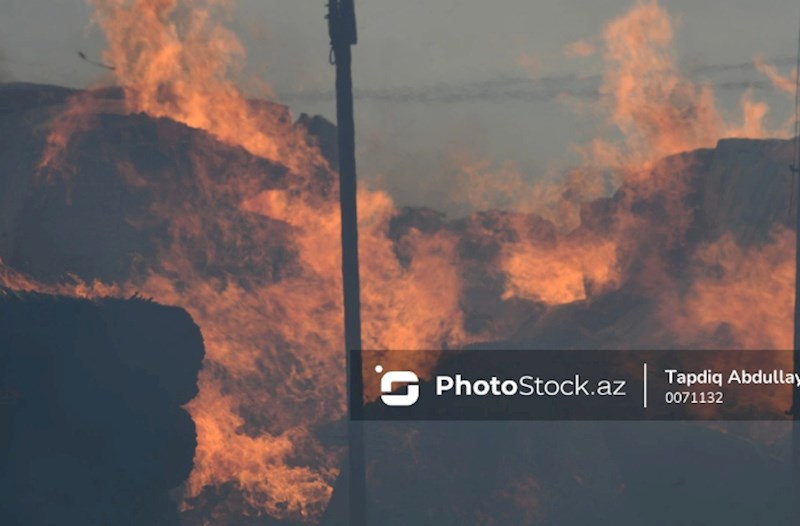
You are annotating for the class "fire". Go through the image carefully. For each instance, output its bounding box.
[669,228,794,350]
[38,91,106,186]
[755,56,796,95]
[12,0,470,519]
[495,0,791,314]
[594,1,786,164]
[0,258,122,298]
[89,0,324,175]
[105,3,461,517]
[599,0,722,163]
[500,235,620,305]
[2,0,797,522]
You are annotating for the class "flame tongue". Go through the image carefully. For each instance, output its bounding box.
[89,0,326,175]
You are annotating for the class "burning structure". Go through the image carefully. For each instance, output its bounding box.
[0,0,798,524]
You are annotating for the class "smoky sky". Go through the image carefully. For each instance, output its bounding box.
[278,57,798,104]
[0,49,12,82]
[1,0,799,213]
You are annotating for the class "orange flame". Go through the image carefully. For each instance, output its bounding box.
[89,0,324,175]
[669,228,794,350]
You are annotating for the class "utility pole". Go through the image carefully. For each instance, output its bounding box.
[327,1,366,525]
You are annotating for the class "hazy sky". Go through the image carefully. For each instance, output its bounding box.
[2,0,799,213]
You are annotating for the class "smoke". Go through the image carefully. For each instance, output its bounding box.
[517,52,541,80]
[669,228,794,350]
[0,49,12,82]
[72,0,468,520]
[2,0,797,522]
[487,0,791,324]
[563,39,596,58]
[276,63,788,105]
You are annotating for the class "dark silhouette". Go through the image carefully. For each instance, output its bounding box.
[78,51,115,71]
[0,289,204,525]
[327,2,366,525]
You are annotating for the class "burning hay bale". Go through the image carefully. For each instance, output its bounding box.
[0,80,798,522]
[0,288,204,525]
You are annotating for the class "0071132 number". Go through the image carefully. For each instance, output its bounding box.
[664,391,723,404]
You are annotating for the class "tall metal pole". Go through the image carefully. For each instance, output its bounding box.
[327,1,366,525]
